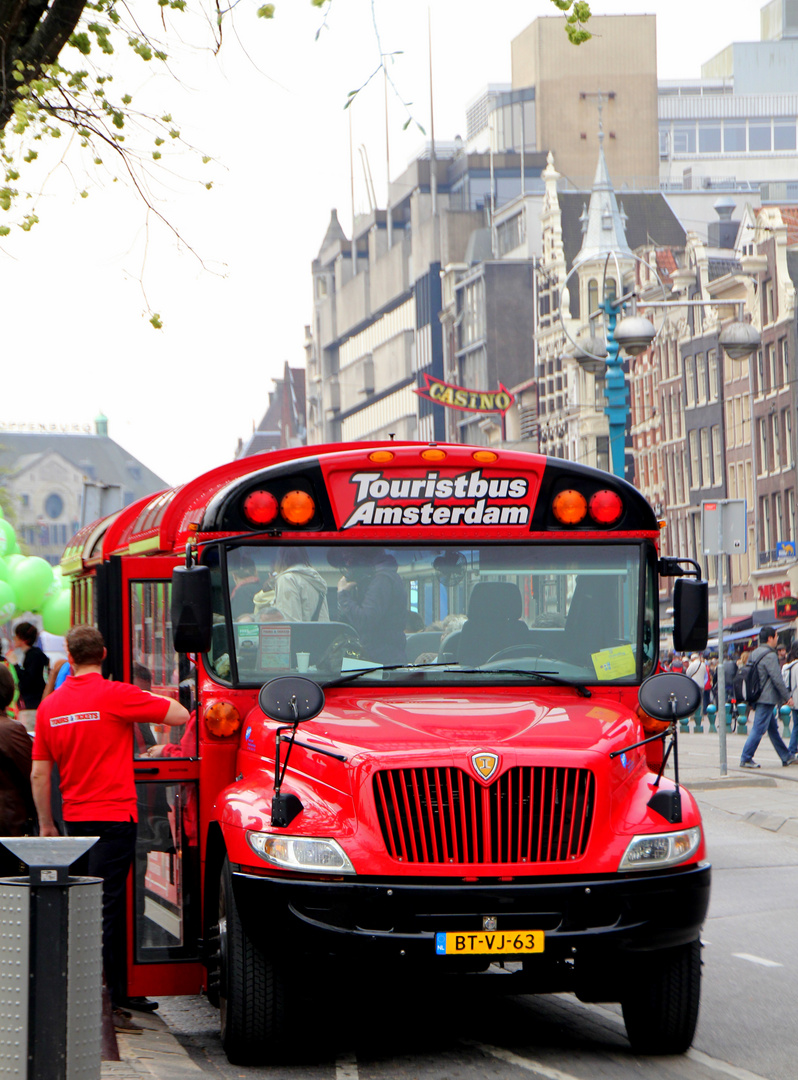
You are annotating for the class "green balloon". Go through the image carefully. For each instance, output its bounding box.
[0,580,16,621]
[42,589,71,637]
[44,566,64,601]
[0,558,9,584]
[0,519,17,557]
[11,557,55,613]
[4,554,25,573]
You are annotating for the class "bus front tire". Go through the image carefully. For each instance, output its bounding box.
[620,939,702,1055]
[218,856,286,1065]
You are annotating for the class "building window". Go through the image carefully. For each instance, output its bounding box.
[755,349,764,396]
[761,496,771,552]
[769,342,778,388]
[775,492,784,544]
[711,425,722,486]
[758,417,769,475]
[785,409,793,468]
[695,353,706,404]
[673,124,696,154]
[700,429,711,487]
[773,411,782,467]
[781,338,789,386]
[725,399,735,448]
[708,349,718,401]
[789,490,796,542]
[44,493,64,519]
[698,124,721,153]
[774,120,797,151]
[689,429,700,486]
[749,121,772,152]
[685,356,696,407]
[723,122,746,152]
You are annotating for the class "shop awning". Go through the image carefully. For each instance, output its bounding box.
[707,623,793,648]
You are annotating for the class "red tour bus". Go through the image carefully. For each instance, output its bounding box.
[61,441,711,1064]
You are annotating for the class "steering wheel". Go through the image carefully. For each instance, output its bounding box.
[484,644,545,664]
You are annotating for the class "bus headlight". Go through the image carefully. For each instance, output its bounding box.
[246,832,356,874]
[618,826,701,871]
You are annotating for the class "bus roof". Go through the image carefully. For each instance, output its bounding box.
[61,442,659,574]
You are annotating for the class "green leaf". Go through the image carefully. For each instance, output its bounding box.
[257,3,276,17]
[0,226,10,236]
[150,313,163,329]
[69,33,92,55]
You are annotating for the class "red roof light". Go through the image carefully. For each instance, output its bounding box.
[242,490,279,526]
[589,489,624,525]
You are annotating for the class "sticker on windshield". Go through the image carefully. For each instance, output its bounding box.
[591,644,636,681]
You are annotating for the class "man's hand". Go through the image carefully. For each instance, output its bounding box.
[39,823,60,838]
[337,576,355,593]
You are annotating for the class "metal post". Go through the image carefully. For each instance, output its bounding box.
[716,510,728,775]
[601,299,627,479]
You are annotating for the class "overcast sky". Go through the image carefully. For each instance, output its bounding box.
[0,0,763,488]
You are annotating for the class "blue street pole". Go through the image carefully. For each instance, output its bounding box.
[600,299,628,479]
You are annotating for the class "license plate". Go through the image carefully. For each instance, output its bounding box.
[435,930,544,955]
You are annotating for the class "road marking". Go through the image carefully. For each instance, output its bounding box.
[732,952,783,968]
[559,1000,775,1080]
[687,1048,776,1080]
[336,1053,359,1080]
[466,1042,582,1080]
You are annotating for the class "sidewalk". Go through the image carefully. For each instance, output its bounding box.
[99,725,798,1079]
[102,1010,204,1079]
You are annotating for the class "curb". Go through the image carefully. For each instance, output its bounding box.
[685,777,777,790]
[102,1011,202,1080]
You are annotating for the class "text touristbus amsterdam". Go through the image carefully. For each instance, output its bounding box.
[60,441,711,1064]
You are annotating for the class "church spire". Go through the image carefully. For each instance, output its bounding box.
[574,93,632,265]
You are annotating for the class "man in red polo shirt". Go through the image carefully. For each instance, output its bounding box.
[31,625,189,1026]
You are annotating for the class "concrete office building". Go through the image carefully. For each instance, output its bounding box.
[306,149,546,448]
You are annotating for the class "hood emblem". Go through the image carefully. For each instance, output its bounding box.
[471,752,500,782]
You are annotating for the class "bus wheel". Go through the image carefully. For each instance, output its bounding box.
[620,939,702,1055]
[218,856,286,1065]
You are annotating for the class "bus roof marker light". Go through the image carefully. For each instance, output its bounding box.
[242,490,278,526]
[280,490,316,526]
[421,448,447,462]
[552,489,588,525]
[588,489,624,525]
[368,451,394,463]
[473,450,498,464]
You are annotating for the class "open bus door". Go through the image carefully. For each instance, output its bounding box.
[109,555,204,998]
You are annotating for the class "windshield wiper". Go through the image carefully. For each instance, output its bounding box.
[324,663,591,696]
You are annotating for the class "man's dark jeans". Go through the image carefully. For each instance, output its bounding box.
[65,819,137,1009]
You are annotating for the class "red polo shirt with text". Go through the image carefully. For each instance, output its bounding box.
[33,672,171,822]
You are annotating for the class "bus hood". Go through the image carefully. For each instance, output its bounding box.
[294,689,638,761]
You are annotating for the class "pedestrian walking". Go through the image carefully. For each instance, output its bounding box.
[11,621,47,730]
[782,642,798,758]
[739,626,795,769]
[30,626,189,1029]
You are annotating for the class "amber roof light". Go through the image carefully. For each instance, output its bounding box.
[552,489,588,525]
[368,450,394,463]
[280,490,316,525]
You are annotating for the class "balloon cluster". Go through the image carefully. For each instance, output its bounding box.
[0,509,71,636]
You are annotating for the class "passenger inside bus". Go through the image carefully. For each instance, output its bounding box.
[208,543,648,686]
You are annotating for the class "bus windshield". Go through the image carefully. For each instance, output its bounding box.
[206,543,656,687]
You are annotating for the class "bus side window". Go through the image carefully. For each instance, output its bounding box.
[130,580,193,757]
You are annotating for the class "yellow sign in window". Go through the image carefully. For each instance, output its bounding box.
[591,644,636,681]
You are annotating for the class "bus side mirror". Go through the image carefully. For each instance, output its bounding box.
[171,565,213,653]
[672,578,708,653]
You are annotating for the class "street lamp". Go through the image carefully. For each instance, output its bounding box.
[560,266,761,479]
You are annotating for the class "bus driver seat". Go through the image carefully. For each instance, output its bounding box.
[457,581,529,667]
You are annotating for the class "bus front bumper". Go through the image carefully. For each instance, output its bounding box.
[231,862,711,971]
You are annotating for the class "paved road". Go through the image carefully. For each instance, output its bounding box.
[154,802,798,1080]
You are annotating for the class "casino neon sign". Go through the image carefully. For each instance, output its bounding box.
[415,374,515,415]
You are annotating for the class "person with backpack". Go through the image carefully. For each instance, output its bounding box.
[739,626,795,769]
[782,642,798,758]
